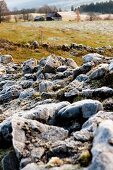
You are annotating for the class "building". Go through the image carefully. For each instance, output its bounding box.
[46,12,62,21]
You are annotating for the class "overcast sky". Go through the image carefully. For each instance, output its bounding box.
[5,0,109,10]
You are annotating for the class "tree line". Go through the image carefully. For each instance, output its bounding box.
[79,0,113,14]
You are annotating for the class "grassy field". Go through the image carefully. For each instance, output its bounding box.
[0,20,113,63]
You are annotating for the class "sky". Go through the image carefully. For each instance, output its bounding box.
[5,0,109,10]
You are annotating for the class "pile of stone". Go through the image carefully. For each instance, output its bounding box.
[1,53,113,170]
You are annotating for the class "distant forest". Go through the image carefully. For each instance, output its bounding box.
[79,0,113,14]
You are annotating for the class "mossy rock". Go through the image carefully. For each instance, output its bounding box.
[79,150,92,167]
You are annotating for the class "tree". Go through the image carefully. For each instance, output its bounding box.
[0,0,9,23]
[71,5,74,11]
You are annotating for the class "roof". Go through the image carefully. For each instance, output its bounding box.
[47,12,62,18]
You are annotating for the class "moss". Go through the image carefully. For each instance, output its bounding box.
[79,150,92,167]
[32,92,41,100]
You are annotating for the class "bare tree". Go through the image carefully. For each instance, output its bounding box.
[0,0,9,23]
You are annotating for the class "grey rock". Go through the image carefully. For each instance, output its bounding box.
[12,116,68,162]
[57,99,103,120]
[88,120,113,170]
[39,80,54,93]
[32,41,39,49]
[22,59,37,74]
[20,80,33,89]
[19,101,70,123]
[0,85,22,103]
[0,55,13,64]
[19,88,35,99]
[44,55,61,73]
[2,151,19,170]
[76,74,89,82]
[65,58,78,69]
[73,62,93,79]
[21,163,40,170]
[82,87,113,99]
[82,111,113,134]
[57,65,67,72]
[88,64,109,80]
[0,118,12,148]
[83,53,104,63]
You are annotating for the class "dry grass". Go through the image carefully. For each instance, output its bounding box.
[0,21,113,64]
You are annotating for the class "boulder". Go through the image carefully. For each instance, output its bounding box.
[65,58,78,69]
[0,55,13,64]
[57,99,103,120]
[88,64,109,80]
[73,62,93,79]
[109,60,113,73]
[22,59,37,74]
[12,116,68,164]
[0,85,22,103]
[82,111,113,134]
[76,74,89,82]
[0,118,12,148]
[20,80,33,89]
[82,53,104,63]
[44,56,61,73]
[32,41,39,49]
[39,80,54,93]
[2,151,19,170]
[82,87,113,99]
[19,101,70,123]
[57,66,67,72]
[19,88,35,99]
[88,120,113,170]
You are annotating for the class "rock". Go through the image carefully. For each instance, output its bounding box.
[88,64,109,80]
[0,108,3,114]
[22,59,37,74]
[32,41,39,49]
[46,157,63,167]
[21,163,40,170]
[65,58,78,69]
[82,111,113,134]
[12,116,68,163]
[0,55,13,64]
[57,66,67,72]
[82,87,113,99]
[0,85,22,104]
[73,62,93,79]
[73,129,93,142]
[39,80,54,93]
[24,73,37,81]
[76,74,89,82]
[20,158,32,169]
[0,118,12,148]
[0,64,6,75]
[83,53,104,63]
[57,99,103,120]
[19,88,35,99]
[2,151,19,170]
[44,56,61,73]
[109,60,113,73]
[88,120,113,170]
[62,44,70,51]
[64,88,79,98]
[19,101,70,123]
[103,98,113,111]
[20,80,33,89]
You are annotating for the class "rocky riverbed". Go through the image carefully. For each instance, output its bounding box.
[0,52,113,170]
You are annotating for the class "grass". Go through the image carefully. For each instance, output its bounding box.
[0,21,113,63]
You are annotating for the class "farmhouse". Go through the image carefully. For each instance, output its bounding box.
[46,12,62,21]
